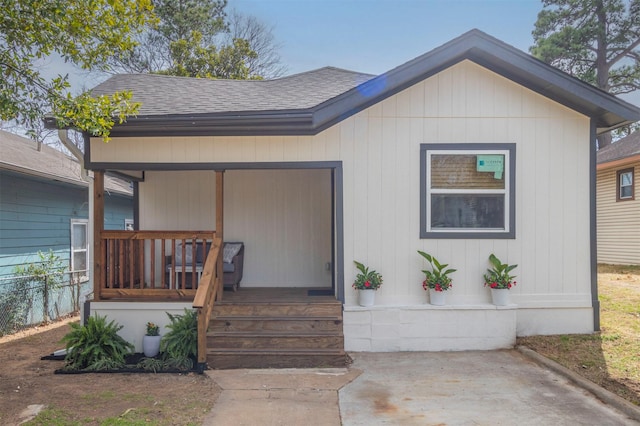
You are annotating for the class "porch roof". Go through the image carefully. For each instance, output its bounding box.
[47,29,640,137]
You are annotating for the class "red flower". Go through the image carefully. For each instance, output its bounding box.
[490,282,497,289]
[507,283,512,289]
[365,281,371,288]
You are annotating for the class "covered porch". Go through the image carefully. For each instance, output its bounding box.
[90,169,345,370]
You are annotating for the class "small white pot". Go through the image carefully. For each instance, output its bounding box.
[490,288,511,306]
[358,289,376,307]
[429,289,447,306]
[142,335,161,357]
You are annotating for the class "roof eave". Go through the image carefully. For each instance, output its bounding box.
[597,153,640,170]
[101,110,317,138]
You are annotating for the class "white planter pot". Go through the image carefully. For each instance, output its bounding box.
[358,289,376,307]
[490,288,511,306]
[142,335,161,357]
[429,289,447,306]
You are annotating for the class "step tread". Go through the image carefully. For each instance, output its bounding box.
[212,315,342,320]
[208,330,342,337]
[217,301,341,305]
[208,347,345,355]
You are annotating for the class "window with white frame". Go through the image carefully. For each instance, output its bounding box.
[70,219,89,279]
[617,168,634,201]
[420,143,516,239]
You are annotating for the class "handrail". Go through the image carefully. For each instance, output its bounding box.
[193,236,223,371]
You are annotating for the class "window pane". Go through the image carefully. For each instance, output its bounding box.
[72,224,87,248]
[620,172,632,187]
[621,186,632,198]
[431,154,505,190]
[431,194,505,229]
[73,251,87,272]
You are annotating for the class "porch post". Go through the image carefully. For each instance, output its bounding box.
[216,170,224,300]
[93,170,105,300]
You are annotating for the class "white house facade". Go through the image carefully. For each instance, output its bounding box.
[51,30,640,357]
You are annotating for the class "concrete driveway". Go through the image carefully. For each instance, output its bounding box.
[341,350,638,425]
[204,349,639,425]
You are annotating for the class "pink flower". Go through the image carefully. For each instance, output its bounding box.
[507,283,512,289]
[365,281,371,288]
[490,282,497,289]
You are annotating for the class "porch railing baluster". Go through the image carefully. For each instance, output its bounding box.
[98,231,216,299]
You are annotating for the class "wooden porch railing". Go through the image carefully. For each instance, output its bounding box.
[97,230,218,300]
[193,237,223,370]
[97,230,223,372]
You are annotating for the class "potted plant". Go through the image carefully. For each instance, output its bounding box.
[142,321,161,357]
[418,251,456,305]
[353,260,383,307]
[483,253,517,306]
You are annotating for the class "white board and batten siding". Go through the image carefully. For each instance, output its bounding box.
[138,169,332,288]
[597,162,640,265]
[91,61,595,347]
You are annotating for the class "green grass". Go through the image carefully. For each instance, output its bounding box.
[26,407,167,426]
[518,264,640,406]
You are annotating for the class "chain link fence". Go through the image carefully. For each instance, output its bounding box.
[0,270,92,337]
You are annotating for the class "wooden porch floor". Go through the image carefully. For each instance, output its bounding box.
[219,287,337,303]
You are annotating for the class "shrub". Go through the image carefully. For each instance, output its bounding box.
[61,315,134,371]
[161,309,197,370]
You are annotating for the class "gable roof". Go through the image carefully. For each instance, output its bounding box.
[89,67,375,116]
[48,29,640,138]
[0,130,132,195]
[597,130,640,169]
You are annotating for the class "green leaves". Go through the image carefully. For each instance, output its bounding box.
[530,0,640,95]
[352,260,383,290]
[160,309,198,370]
[484,253,518,290]
[0,0,154,139]
[61,315,134,371]
[418,251,456,291]
[158,31,258,79]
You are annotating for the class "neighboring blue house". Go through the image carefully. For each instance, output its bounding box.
[0,130,134,279]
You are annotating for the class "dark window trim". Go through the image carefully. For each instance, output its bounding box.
[616,167,635,201]
[420,143,516,239]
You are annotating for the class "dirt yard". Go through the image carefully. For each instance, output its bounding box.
[0,318,221,425]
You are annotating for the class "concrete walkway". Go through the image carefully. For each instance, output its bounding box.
[204,349,640,425]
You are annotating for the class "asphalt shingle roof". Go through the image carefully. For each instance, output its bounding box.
[47,30,639,138]
[91,67,375,116]
[0,130,132,195]
[597,131,640,164]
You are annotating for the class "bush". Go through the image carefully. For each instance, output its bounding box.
[61,315,134,371]
[161,309,198,370]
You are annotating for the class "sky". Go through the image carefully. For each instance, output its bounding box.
[48,0,639,106]
[54,0,542,90]
[231,0,542,76]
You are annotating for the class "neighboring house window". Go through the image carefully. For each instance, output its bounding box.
[70,219,89,279]
[617,168,634,201]
[420,143,516,239]
[125,219,134,230]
